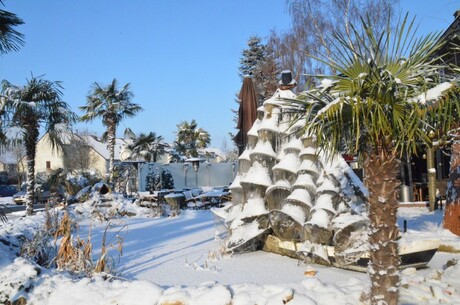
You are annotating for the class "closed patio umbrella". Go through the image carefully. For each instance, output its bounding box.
[234,77,258,155]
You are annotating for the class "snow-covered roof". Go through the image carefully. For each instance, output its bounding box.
[200,147,227,161]
[81,135,127,161]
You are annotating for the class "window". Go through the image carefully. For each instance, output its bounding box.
[46,161,51,170]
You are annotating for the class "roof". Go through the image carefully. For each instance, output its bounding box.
[81,135,127,161]
[43,131,129,162]
[201,147,227,161]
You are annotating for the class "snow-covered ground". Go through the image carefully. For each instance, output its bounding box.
[1,196,460,304]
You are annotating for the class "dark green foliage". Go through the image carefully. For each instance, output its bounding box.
[126,132,167,162]
[145,168,160,193]
[161,167,174,190]
[174,120,210,158]
[0,171,7,184]
[239,36,267,79]
[0,6,24,54]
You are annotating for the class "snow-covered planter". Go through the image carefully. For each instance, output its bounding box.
[225,87,370,265]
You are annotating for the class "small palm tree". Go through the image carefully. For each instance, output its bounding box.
[126,132,167,162]
[174,119,210,158]
[0,4,24,54]
[1,76,77,215]
[80,79,143,183]
[293,15,459,305]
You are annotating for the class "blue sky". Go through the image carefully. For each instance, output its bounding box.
[1,0,459,149]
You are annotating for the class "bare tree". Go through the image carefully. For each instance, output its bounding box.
[63,134,97,174]
[268,0,399,89]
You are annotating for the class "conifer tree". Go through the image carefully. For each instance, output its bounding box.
[238,35,279,105]
[161,168,174,190]
[239,36,267,79]
[145,168,160,193]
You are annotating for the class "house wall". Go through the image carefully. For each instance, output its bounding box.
[34,134,65,174]
[87,149,108,177]
[34,133,109,177]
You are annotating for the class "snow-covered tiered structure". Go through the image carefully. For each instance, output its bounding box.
[223,86,369,267]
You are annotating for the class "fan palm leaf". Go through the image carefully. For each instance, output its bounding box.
[1,76,76,216]
[80,79,143,183]
[0,7,24,54]
[289,14,460,305]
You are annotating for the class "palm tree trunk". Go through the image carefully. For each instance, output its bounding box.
[24,132,38,216]
[445,140,460,235]
[364,149,401,305]
[107,123,116,184]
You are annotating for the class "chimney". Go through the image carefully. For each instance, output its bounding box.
[454,10,460,19]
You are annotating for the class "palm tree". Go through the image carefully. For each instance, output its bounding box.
[1,76,77,216]
[293,15,459,305]
[126,132,167,162]
[0,3,24,54]
[174,119,210,158]
[0,3,24,146]
[80,79,143,183]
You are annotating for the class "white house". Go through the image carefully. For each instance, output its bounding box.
[34,132,129,177]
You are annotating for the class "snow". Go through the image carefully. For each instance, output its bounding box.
[235,197,268,221]
[409,82,453,105]
[298,159,320,174]
[286,188,313,206]
[281,203,307,224]
[272,152,300,174]
[251,140,277,159]
[284,137,303,152]
[1,200,460,304]
[320,78,334,89]
[82,135,127,160]
[240,161,273,187]
[307,208,331,228]
[258,108,280,133]
[5,126,26,140]
[0,148,19,165]
[299,146,317,158]
[246,118,261,138]
[292,173,317,191]
[237,146,252,161]
[313,194,336,214]
[317,178,340,194]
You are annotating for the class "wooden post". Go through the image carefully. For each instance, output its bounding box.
[426,146,437,211]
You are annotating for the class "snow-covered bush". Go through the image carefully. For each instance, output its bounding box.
[66,171,103,202]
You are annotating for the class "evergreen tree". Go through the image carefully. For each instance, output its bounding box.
[145,167,161,193]
[161,167,174,190]
[239,35,279,106]
[239,36,266,79]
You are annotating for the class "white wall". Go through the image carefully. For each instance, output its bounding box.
[138,162,237,191]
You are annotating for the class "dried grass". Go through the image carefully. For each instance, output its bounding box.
[20,229,54,267]
[438,244,460,253]
[54,212,126,276]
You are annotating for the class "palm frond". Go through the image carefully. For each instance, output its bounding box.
[0,9,24,54]
[288,13,460,159]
